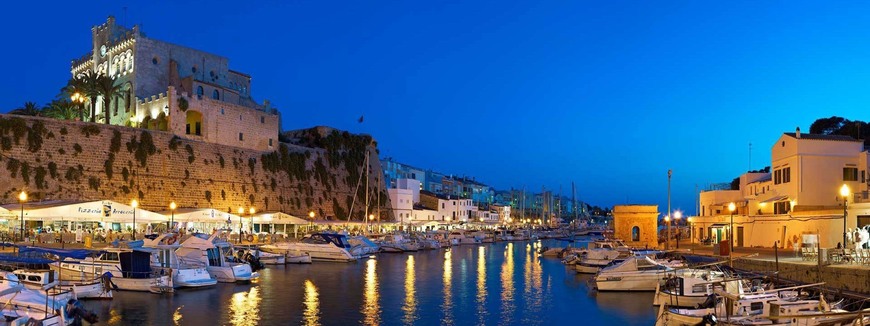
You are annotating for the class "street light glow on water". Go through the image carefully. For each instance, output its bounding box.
[81,239,655,325]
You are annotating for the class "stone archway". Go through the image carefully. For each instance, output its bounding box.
[186,110,203,136]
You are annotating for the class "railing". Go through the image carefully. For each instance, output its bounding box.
[854,191,870,204]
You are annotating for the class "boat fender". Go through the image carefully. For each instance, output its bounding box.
[246,235,254,242]
[701,314,717,325]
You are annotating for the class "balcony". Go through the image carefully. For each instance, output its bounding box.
[855,191,870,204]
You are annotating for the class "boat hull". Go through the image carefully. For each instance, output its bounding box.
[595,272,665,291]
[172,268,217,288]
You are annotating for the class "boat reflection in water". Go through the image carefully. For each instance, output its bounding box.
[230,287,261,325]
[363,258,381,326]
[173,306,184,326]
[403,256,417,325]
[303,280,320,326]
[442,250,453,325]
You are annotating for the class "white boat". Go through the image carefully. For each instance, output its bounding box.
[286,253,313,264]
[0,272,98,325]
[656,285,855,326]
[348,236,380,257]
[176,233,259,283]
[53,248,173,293]
[652,271,730,307]
[573,249,622,274]
[143,234,218,288]
[594,256,698,291]
[448,230,481,245]
[263,233,356,262]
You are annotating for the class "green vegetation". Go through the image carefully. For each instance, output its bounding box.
[185,144,194,164]
[34,166,47,189]
[169,136,181,151]
[110,130,122,153]
[73,143,82,154]
[47,162,58,179]
[127,130,157,167]
[26,120,47,152]
[0,116,28,145]
[104,153,115,180]
[59,127,68,135]
[177,97,189,112]
[810,116,870,145]
[205,190,212,203]
[6,159,19,178]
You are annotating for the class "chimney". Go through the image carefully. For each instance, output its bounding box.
[796,127,801,139]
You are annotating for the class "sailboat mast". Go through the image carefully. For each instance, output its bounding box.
[364,152,370,230]
[572,182,577,222]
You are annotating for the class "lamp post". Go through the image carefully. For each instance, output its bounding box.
[238,207,244,244]
[664,215,670,248]
[131,199,138,240]
[18,191,27,243]
[687,217,694,244]
[841,184,850,249]
[674,211,682,249]
[665,170,674,249]
[71,92,86,121]
[728,202,736,267]
[169,202,177,232]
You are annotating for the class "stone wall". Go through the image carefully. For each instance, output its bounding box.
[0,115,391,221]
[735,258,870,294]
[612,205,659,249]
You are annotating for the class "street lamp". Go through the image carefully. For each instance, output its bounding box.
[71,92,86,121]
[238,207,245,244]
[687,217,694,244]
[728,202,736,267]
[169,202,177,232]
[664,215,670,248]
[131,199,139,240]
[674,211,682,249]
[841,184,850,249]
[18,191,27,242]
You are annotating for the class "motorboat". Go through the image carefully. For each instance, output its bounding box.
[573,249,622,274]
[142,234,218,288]
[0,253,112,300]
[448,230,481,245]
[235,245,286,265]
[652,271,731,308]
[50,247,173,293]
[655,285,855,326]
[375,234,419,253]
[594,256,697,292]
[348,235,380,257]
[262,233,356,262]
[0,272,98,325]
[176,233,260,283]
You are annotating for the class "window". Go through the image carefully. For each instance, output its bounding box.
[220,108,224,115]
[774,201,791,214]
[196,86,204,98]
[631,226,640,241]
[152,56,159,65]
[774,169,781,185]
[845,167,859,181]
[269,139,273,147]
[239,133,244,141]
[125,90,132,112]
[192,66,197,73]
[782,167,790,183]
[212,90,219,100]
[261,116,265,124]
[863,170,866,183]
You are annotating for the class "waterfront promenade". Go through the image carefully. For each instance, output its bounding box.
[673,241,870,295]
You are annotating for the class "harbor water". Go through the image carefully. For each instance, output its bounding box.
[81,239,656,325]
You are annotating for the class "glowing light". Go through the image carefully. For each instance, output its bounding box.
[841,184,850,198]
[674,211,682,220]
[17,191,26,202]
[173,306,184,326]
[238,207,245,215]
[229,287,261,325]
[169,202,177,210]
[476,246,488,323]
[442,250,453,325]
[303,280,320,326]
[728,202,736,212]
[249,207,256,215]
[501,243,515,323]
[130,199,138,208]
[362,258,381,326]
[309,211,315,218]
[402,256,417,325]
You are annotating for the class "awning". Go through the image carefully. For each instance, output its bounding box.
[760,195,789,203]
[252,212,309,224]
[2,200,166,223]
[158,208,240,224]
[710,223,728,227]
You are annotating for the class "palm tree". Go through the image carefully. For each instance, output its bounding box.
[76,73,101,123]
[43,99,78,120]
[62,77,92,121]
[8,102,42,116]
[94,75,124,124]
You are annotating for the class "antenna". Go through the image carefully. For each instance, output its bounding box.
[748,142,752,171]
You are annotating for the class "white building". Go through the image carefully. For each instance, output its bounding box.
[693,128,870,248]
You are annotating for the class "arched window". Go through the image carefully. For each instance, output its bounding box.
[631,226,640,242]
[212,89,220,100]
[196,86,204,98]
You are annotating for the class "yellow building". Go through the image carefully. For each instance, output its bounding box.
[612,205,659,249]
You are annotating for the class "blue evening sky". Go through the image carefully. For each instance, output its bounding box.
[2,1,869,214]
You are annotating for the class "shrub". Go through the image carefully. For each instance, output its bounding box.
[177,97,189,112]
[80,125,101,137]
[110,130,122,153]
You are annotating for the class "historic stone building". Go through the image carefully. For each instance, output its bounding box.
[70,16,280,151]
[612,205,659,249]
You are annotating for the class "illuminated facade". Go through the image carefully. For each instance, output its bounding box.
[70,16,280,151]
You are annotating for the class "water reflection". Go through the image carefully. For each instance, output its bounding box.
[476,246,488,324]
[402,255,417,325]
[363,258,381,326]
[303,280,321,326]
[173,306,184,326]
[442,250,453,325]
[107,308,122,325]
[500,243,515,325]
[230,287,261,325]
[521,241,544,324]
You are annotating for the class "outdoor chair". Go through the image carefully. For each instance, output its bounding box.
[800,247,808,261]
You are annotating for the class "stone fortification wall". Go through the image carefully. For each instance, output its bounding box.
[736,258,870,294]
[0,115,391,221]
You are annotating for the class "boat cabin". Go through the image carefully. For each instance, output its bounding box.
[302,233,352,249]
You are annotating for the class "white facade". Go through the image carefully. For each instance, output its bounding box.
[492,204,511,223]
[388,188,414,224]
